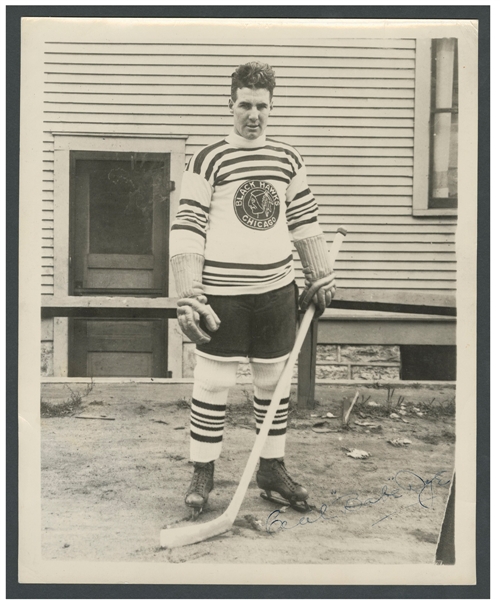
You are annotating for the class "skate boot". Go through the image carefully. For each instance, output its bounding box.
[185,460,214,519]
[256,457,311,512]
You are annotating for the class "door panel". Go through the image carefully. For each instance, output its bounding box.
[88,353,152,377]
[84,268,153,290]
[71,152,169,296]
[70,319,167,378]
[69,150,171,377]
[86,254,155,269]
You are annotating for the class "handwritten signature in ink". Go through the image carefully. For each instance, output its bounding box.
[265,469,451,533]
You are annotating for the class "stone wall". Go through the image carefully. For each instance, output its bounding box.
[182,342,401,382]
[41,318,54,376]
[318,344,401,381]
[41,341,54,377]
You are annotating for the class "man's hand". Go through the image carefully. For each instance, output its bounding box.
[299,267,336,317]
[177,293,221,344]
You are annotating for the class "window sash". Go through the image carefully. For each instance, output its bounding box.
[413,39,458,217]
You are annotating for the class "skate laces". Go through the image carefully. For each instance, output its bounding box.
[190,462,212,494]
[274,460,297,491]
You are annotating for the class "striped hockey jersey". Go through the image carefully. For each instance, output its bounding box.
[170,130,324,296]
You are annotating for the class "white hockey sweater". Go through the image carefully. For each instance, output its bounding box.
[170,130,324,296]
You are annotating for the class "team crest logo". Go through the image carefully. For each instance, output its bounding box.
[233,179,280,230]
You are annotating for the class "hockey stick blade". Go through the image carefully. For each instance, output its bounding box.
[160,228,346,549]
[160,511,233,549]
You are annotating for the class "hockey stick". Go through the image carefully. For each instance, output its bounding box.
[160,227,347,548]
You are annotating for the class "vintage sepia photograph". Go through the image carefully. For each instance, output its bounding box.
[17,15,479,586]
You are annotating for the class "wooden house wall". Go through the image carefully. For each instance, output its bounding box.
[41,38,456,297]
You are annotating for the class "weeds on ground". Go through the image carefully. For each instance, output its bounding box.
[175,397,190,410]
[351,387,456,420]
[41,379,94,418]
[415,397,456,418]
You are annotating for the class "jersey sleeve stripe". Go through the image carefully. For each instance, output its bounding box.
[171,224,207,239]
[175,214,207,228]
[287,206,318,225]
[290,187,312,203]
[176,207,208,221]
[286,197,316,217]
[179,198,209,213]
[287,205,317,224]
[288,215,318,231]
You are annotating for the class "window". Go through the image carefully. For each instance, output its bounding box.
[413,38,459,216]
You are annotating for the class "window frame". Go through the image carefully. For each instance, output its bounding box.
[412,38,458,217]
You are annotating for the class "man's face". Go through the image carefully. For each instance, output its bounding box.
[229,87,272,140]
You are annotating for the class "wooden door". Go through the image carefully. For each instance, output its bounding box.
[70,151,169,296]
[69,151,171,377]
[70,319,167,377]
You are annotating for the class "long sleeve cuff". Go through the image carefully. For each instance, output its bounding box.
[294,235,333,279]
[170,253,204,297]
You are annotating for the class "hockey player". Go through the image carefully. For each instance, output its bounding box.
[170,62,336,518]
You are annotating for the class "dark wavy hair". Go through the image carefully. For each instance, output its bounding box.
[230,62,276,101]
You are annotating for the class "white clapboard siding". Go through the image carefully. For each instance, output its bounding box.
[44,93,416,109]
[45,85,416,99]
[45,53,416,68]
[46,73,417,88]
[44,104,416,120]
[41,37,457,295]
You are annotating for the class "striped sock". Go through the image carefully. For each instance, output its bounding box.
[189,356,239,463]
[250,360,290,459]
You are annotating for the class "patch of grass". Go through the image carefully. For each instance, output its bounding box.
[41,396,82,418]
[358,394,372,407]
[386,387,396,414]
[415,397,456,418]
[41,379,94,418]
[351,388,456,420]
[175,397,190,410]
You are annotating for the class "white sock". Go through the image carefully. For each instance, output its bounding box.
[189,356,239,463]
[250,360,290,459]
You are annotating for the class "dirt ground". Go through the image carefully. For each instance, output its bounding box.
[41,382,455,564]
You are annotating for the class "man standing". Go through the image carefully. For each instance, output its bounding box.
[170,62,335,518]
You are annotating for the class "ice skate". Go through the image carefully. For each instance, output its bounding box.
[256,457,311,513]
[185,460,214,519]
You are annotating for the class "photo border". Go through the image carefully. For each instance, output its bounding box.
[6,4,490,598]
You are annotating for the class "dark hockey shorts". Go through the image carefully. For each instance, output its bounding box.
[196,282,298,362]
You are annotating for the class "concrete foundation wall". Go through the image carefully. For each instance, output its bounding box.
[182,342,401,382]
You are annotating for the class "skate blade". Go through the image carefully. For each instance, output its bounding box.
[186,506,204,520]
[184,506,205,521]
[259,491,312,513]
